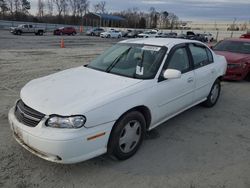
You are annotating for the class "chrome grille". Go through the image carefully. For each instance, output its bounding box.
[14,100,45,127]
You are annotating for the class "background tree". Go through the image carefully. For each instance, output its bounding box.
[53,0,63,17]
[0,0,9,18]
[47,0,53,15]
[37,0,45,18]
[76,0,89,17]
[21,0,30,14]
[93,1,106,14]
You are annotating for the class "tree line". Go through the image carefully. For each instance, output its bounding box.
[0,0,180,29]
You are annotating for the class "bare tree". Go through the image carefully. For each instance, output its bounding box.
[47,0,53,15]
[168,12,179,29]
[62,0,68,17]
[69,0,77,16]
[21,0,30,14]
[76,0,89,17]
[53,0,63,17]
[0,0,9,17]
[93,1,106,14]
[37,0,45,18]
[6,0,13,16]
[14,0,21,14]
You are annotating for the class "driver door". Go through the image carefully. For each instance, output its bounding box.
[154,44,195,122]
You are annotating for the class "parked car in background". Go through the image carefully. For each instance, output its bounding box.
[100,30,122,38]
[203,33,214,42]
[156,32,177,38]
[138,30,158,38]
[53,27,77,35]
[213,38,250,81]
[10,24,46,35]
[121,29,133,37]
[240,33,250,39]
[86,28,105,36]
[177,31,206,42]
[127,30,143,38]
[9,38,227,164]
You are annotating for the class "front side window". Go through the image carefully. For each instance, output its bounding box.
[87,44,167,79]
[189,44,212,68]
[167,47,190,73]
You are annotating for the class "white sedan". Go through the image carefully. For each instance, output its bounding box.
[138,30,158,38]
[100,30,122,38]
[8,38,227,164]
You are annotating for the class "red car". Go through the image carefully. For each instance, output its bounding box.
[53,27,77,35]
[213,38,250,81]
[240,33,250,39]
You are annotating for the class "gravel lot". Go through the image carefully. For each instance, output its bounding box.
[0,30,250,188]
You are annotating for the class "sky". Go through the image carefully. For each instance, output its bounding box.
[29,0,250,21]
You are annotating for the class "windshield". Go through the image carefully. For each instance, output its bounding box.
[87,43,166,79]
[213,40,250,54]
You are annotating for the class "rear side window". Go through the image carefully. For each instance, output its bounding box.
[189,44,213,68]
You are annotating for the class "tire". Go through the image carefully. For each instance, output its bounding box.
[118,35,121,38]
[107,34,111,38]
[108,111,146,160]
[91,32,94,36]
[72,32,76,36]
[38,31,43,36]
[16,30,21,35]
[245,72,250,81]
[202,79,221,107]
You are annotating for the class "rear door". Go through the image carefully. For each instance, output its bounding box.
[188,43,216,102]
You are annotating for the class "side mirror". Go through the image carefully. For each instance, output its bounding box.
[163,69,181,79]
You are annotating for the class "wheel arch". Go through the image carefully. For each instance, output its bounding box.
[114,105,152,130]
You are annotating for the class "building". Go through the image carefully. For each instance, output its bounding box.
[83,13,126,28]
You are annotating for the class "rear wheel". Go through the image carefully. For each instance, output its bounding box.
[202,79,221,107]
[108,111,146,160]
[107,34,111,38]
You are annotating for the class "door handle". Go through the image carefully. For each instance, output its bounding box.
[187,77,194,83]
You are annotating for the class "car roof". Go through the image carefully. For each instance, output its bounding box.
[224,38,250,42]
[119,38,202,47]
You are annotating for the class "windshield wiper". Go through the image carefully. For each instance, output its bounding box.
[106,47,132,72]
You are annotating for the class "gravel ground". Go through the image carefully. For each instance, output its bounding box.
[0,30,250,188]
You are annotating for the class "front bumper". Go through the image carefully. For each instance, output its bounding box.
[224,68,249,81]
[8,107,114,164]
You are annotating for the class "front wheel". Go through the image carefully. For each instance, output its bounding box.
[16,30,21,35]
[108,111,146,160]
[202,79,221,107]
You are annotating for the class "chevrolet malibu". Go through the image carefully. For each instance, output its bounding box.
[8,38,227,164]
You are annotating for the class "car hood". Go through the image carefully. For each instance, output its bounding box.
[214,51,250,64]
[21,67,142,115]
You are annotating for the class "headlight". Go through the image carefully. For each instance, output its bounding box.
[46,115,86,129]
